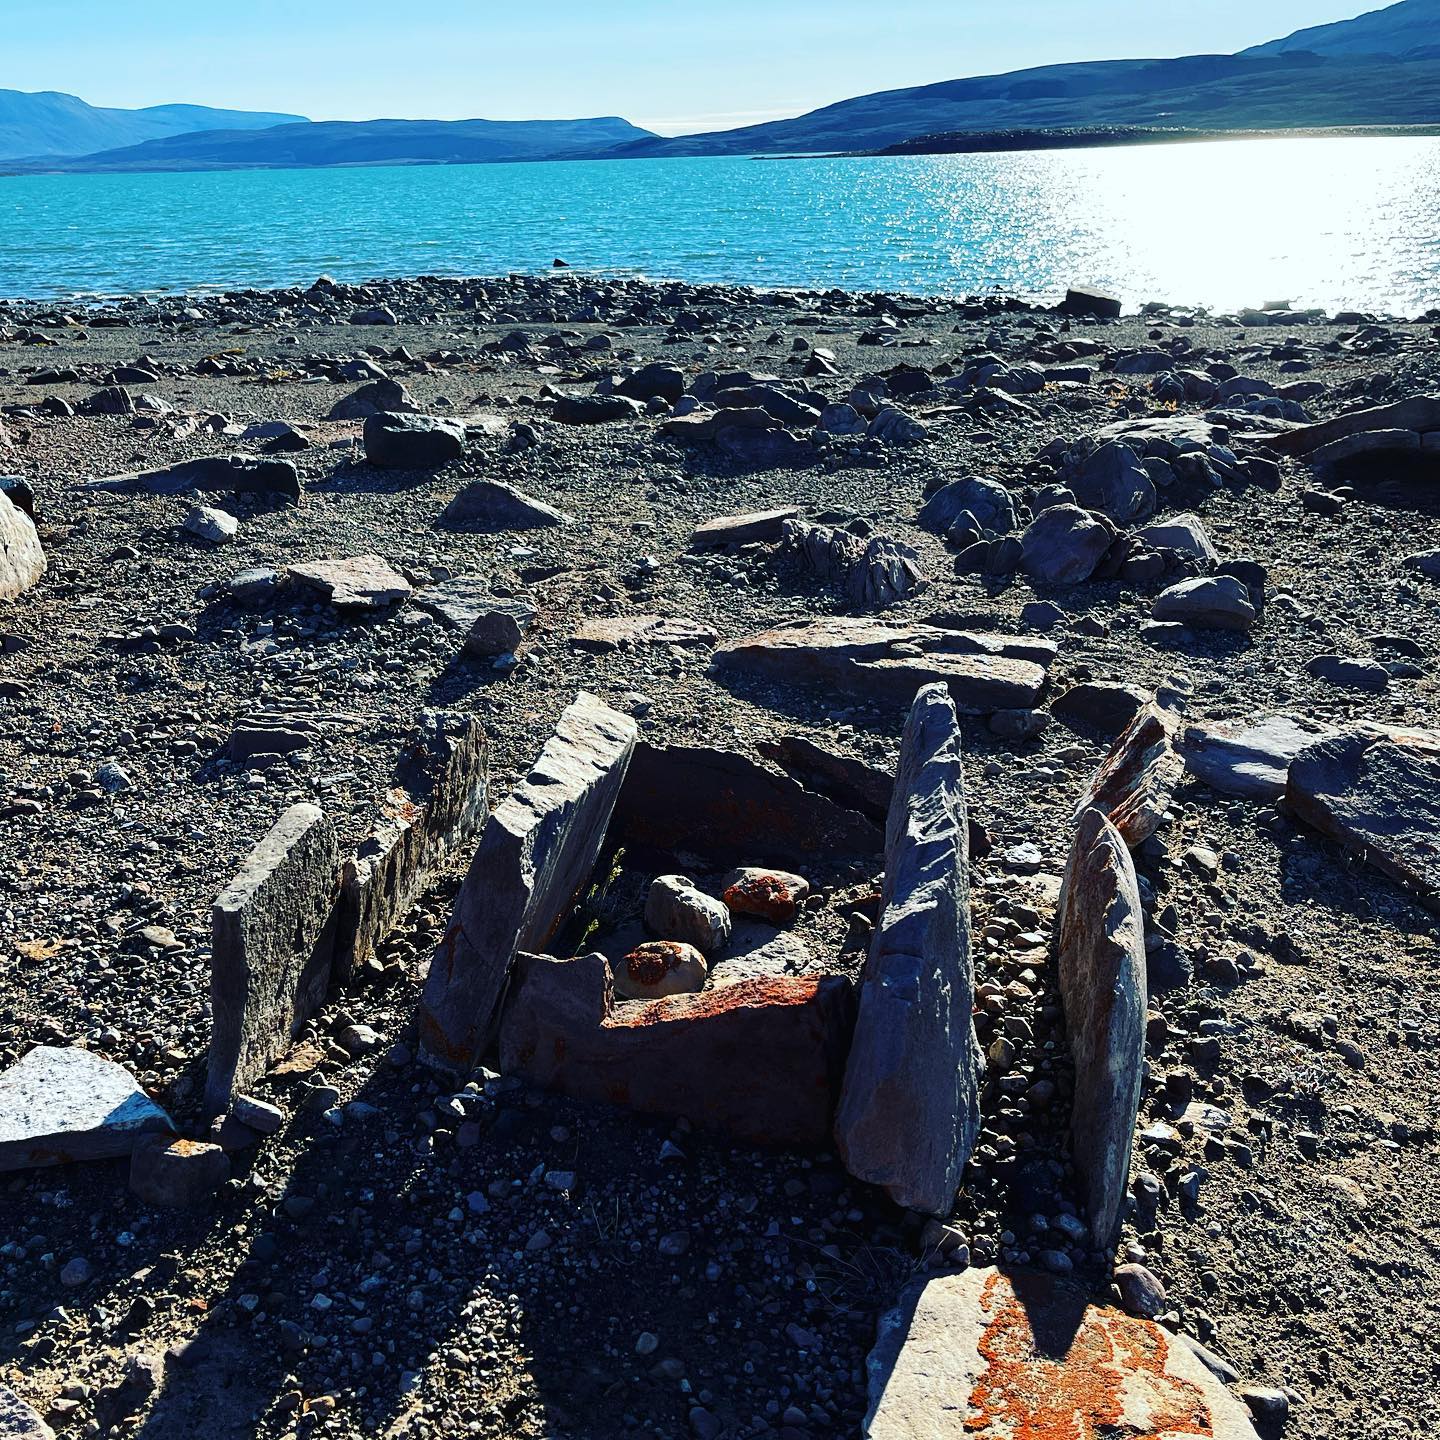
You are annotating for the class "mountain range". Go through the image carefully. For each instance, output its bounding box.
[3,0,1437,173]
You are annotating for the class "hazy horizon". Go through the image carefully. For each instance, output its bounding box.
[3,0,1382,136]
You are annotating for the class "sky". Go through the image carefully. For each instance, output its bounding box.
[3,0,1380,135]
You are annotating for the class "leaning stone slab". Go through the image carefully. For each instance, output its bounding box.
[864,1267,1258,1439]
[1287,723,1440,908]
[1057,807,1147,1247]
[0,491,46,600]
[0,1383,53,1440]
[205,804,341,1114]
[499,952,856,1149]
[439,478,569,530]
[418,693,637,1072]
[1263,393,1440,455]
[1180,714,1337,801]
[713,617,1050,715]
[1076,699,1184,848]
[609,742,881,869]
[335,711,490,982]
[86,454,302,502]
[0,1046,174,1172]
[835,683,981,1217]
[691,507,800,548]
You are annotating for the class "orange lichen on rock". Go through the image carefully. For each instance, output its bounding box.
[967,1271,1215,1439]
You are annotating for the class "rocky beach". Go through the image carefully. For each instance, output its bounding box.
[0,269,1437,1440]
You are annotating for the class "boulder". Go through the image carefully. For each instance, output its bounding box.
[418,693,638,1072]
[289,555,412,610]
[644,874,732,956]
[691,507,800,548]
[1019,505,1116,586]
[498,953,855,1148]
[362,412,466,469]
[1057,808,1147,1247]
[723,867,811,925]
[87,454,301,503]
[917,476,1016,537]
[326,377,417,420]
[1287,724,1440,907]
[1068,443,1155,523]
[553,393,644,424]
[1180,714,1336,800]
[1305,654,1389,692]
[0,1046,173,1172]
[128,1136,231,1207]
[1133,512,1217,565]
[0,1384,53,1440]
[0,491,46,599]
[611,743,881,869]
[439,478,570,530]
[780,519,927,608]
[1060,286,1122,318]
[1151,575,1257,631]
[617,363,686,404]
[1403,549,1440,579]
[713,617,1052,716]
[335,711,490,981]
[835,684,981,1217]
[1076,701,1184,848]
[1051,681,1150,738]
[205,804,341,1114]
[863,1268,1258,1439]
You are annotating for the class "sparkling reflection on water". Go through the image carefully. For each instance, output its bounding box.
[2,137,1438,312]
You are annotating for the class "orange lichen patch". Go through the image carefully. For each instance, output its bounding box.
[723,872,801,924]
[608,975,824,1029]
[624,941,687,987]
[967,1271,1215,1439]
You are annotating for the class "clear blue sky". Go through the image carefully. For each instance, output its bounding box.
[4,0,1377,135]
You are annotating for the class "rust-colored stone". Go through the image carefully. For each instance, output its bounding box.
[722,868,808,925]
[1076,701,1183,848]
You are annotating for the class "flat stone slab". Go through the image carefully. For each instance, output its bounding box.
[835,683,981,1217]
[0,490,46,599]
[1263,393,1440,455]
[290,555,412,610]
[609,742,881,869]
[713,617,1050,715]
[864,1267,1258,1439]
[336,711,490,982]
[570,615,717,651]
[691,507,801,548]
[0,1383,53,1439]
[86,454,301,502]
[1287,724,1440,908]
[1077,700,1184,848]
[412,576,538,655]
[1058,807,1147,1247]
[0,1046,174,1172]
[1180,714,1337,801]
[206,803,341,1114]
[418,692,637,1072]
[499,952,856,1149]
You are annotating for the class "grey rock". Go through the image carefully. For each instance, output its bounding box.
[439,478,570,530]
[1152,575,1257,631]
[1305,654,1389,692]
[781,518,927,608]
[88,454,301,502]
[1058,808,1147,1247]
[1068,442,1155,523]
[412,575,537,655]
[183,504,239,544]
[363,411,466,469]
[918,476,1016,537]
[553,393,644,424]
[1287,723,1440,907]
[1133,511,1217,564]
[229,566,282,605]
[1061,286,1122,318]
[836,683,981,1217]
[0,1384,53,1440]
[1402,549,1440,579]
[1180,714,1337,800]
[1113,1262,1167,1319]
[129,1135,231,1207]
[864,1267,1257,1439]
[336,711,490,982]
[418,694,638,1072]
[644,874,732,956]
[0,1046,173,1172]
[617,363,686,404]
[690,506,800,548]
[0,492,46,599]
[1019,505,1116,586]
[868,406,927,445]
[326,377,416,420]
[205,804,341,1114]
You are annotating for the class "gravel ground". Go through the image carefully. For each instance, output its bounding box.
[0,271,1438,1439]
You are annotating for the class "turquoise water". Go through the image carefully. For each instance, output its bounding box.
[3,137,1440,312]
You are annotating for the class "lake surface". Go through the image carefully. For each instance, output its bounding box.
[3,137,1439,313]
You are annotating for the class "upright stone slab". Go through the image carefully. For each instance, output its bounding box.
[1287,723,1440,908]
[0,1046,173,1172]
[206,804,341,1115]
[1076,699,1184,848]
[0,1383,53,1440]
[499,952,855,1148]
[335,711,490,982]
[864,1268,1258,1440]
[0,490,46,600]
[834,682,981,1217]
[1057,806,1147,1248]
[418,692,637,1072]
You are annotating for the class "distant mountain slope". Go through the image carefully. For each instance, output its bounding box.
[0,89,306,161]
[599,50,1440,158]
[1243,0,1440,58]
[17,116,658,172]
